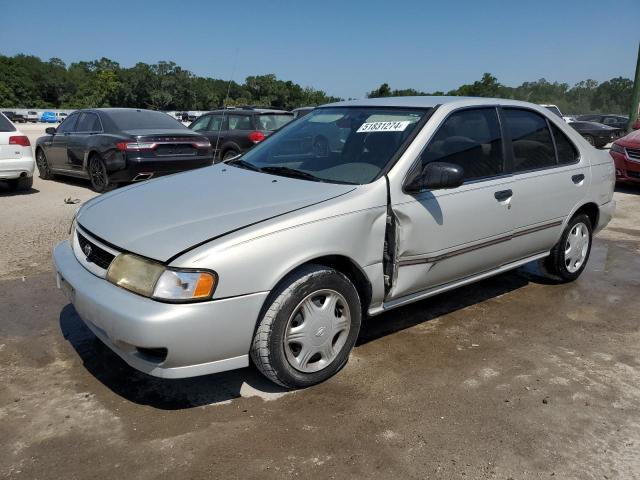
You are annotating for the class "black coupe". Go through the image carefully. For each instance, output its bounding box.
[35,108,213,192]
[568,120,622,148]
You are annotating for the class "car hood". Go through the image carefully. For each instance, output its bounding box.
[618,129,640,146]
[77,164,355,262]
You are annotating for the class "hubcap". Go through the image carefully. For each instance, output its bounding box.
[284,289,351,373]
[564,222,589,273]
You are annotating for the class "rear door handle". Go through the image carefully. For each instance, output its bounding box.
[572,174,585,184]
[494,189,513,201]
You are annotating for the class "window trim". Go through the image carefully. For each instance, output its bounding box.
[500,106,581,175]
[401,105,508,193]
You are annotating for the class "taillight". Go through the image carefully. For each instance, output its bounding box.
[248,131,266,144]
[192,140,211,149]
[9,135,30,147]
[116,142,155,151]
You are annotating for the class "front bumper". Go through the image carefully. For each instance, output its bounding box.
[53,240,269,378]
[610,151,640,185]
[0,157,35,180]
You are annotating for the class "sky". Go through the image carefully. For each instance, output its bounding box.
[1,0,638,99]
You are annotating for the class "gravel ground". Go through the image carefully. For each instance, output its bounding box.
[1,125,639,479]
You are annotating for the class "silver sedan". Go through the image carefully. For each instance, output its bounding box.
[53,96,615,387]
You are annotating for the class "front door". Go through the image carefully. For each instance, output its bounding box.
[388,107,516,300]
[67,112,101,172]
[48,112,78,169]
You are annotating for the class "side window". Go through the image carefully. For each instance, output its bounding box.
[57,113,79,133]
[190,115,211,132]
[504,109,556,172]
[209,115,223,132]
[603,117,617,125]
[75,113,101,132]
[550,123,579,165]
[228,115,253,131]
[419,107,504,181]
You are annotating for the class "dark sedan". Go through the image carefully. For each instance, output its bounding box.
[35,108,213,192]
[575,114,629,130]
[568,120,622,148]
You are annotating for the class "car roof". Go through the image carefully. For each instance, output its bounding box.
[321,96,550,110]
[206,108,292,114]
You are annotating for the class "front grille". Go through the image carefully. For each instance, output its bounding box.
[626,147,640,161]
[77,231,115,270]
[628,170,640,179]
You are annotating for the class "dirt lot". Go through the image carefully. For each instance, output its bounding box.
[1,128,639,479]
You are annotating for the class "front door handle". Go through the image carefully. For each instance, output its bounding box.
[494,189,513,201]
[572,174,585,184]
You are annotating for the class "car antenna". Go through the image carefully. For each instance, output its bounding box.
[217,48,238,161]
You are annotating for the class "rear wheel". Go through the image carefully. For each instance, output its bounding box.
[251,265,361,388]
[7,176,33,191]
[88,155,112,193]
[36,149,53,180]
[222,149,239,161]
[543,214,592,282]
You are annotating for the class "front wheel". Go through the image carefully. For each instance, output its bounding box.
[88,155,112,193]
[543,214,593,282]
[250,265,362,388]
[583,134,595,146]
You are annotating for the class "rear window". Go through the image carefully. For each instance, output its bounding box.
[256,114,294,131]
[108,110,186,130]
[0,114,16,132]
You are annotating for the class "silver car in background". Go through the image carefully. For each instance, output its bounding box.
[53,96,615,388]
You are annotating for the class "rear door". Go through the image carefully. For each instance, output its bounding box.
[388,107,516,300]
[68,112,101,172]
[501,108,587,257]
[48,112,79,169]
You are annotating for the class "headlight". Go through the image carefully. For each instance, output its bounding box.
[610,143,626,155]
[106,253,216,302]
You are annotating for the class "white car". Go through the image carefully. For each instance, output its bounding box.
[0,112,35,190]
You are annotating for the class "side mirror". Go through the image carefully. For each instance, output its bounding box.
[45,127,56,135]
[404,161,465,193]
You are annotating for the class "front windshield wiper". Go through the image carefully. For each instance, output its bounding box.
[259,166,326,182]
[225,158,261,172]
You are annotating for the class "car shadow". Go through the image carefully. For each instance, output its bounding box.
[59,305,289,410]
[616,184,640,195]
[0,182,40,196]
[357,266,535,346]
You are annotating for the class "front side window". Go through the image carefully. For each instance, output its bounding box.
[419,107,504,181]
[228,115,253,130]
[504,109,556,172]
[190,115,211,132]
[234,107,427,184]
[57,113,79,133]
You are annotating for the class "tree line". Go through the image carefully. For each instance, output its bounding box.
[0,54,340,110]
[0,53,633,115]
[368,73,634,115]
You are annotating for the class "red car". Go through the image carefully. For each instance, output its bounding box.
[610,129,640,185]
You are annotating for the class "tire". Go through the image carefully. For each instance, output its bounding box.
[222,149,239,161]
[543,214,593,282]
[583,134,595,146]
[36,149,53,180]
[88,155,112,193]
[251,264,362,388]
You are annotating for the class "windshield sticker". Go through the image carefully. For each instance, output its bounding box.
[357,121,411,133]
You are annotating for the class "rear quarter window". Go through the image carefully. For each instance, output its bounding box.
[0,114,16,132]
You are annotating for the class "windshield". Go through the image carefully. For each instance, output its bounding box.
[0,113,16,132]
[108,109,186,130]
[256,113,294,131]
[234,107,427,184]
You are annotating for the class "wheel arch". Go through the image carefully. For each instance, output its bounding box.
[571,202,599,230]
[260,254,373,321]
